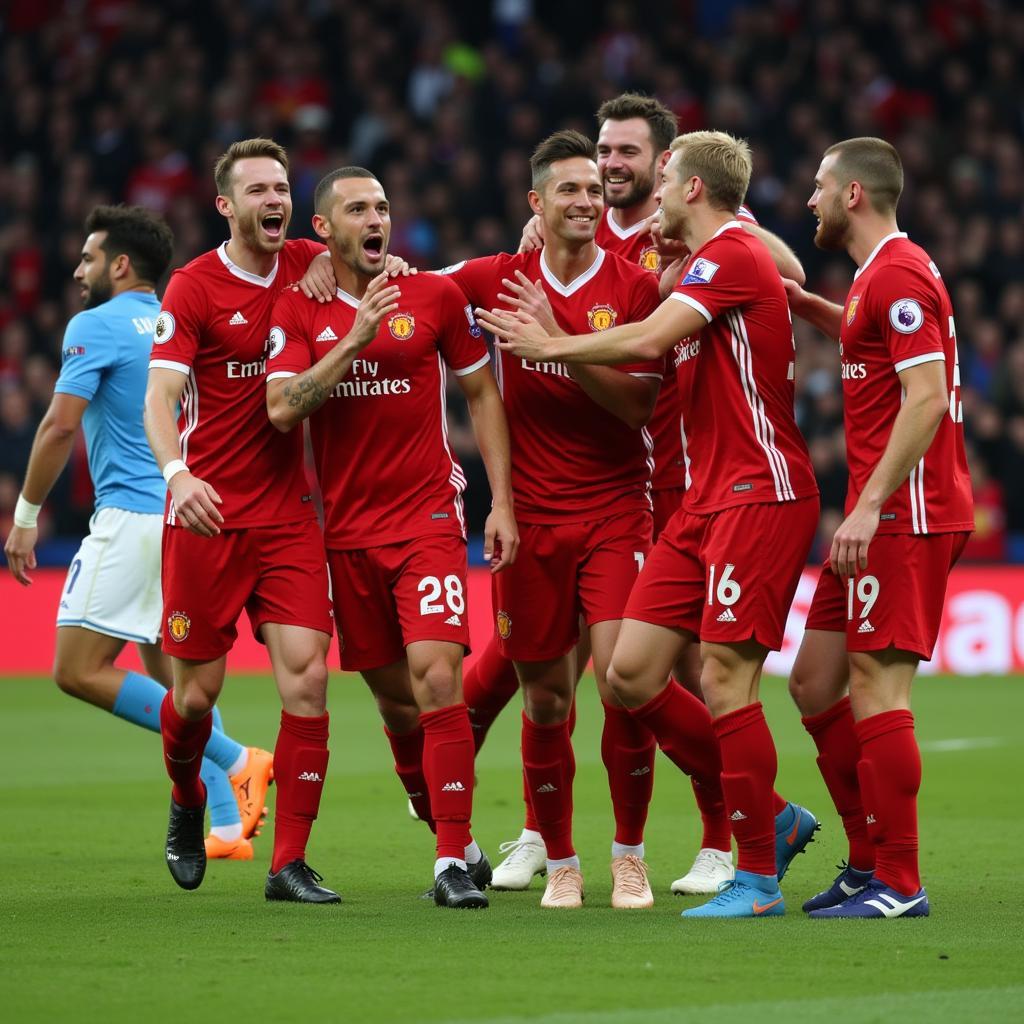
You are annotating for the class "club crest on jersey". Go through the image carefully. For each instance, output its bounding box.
[682,257,720,285]
[153,311,175,344]
[167,611,191,643]
[267,326,285,359]
[588,304,618,332]
[388,313,416,340]
[639,245,661,273]
[889,298,924,334]
[846,296,860,326]
[496,610,512,640]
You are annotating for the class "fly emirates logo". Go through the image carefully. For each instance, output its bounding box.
[673,337,701,367]
[331,358,412,398]
[522,358,571,379]
[839,344,868,380]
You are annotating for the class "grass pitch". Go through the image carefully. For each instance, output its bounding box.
[1,673,1021,1023]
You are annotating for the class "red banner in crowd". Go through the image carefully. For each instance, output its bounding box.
[1,566,1018,676]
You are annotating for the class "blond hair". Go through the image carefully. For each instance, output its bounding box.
[824,137,903,215]
[669,131,752,213]
[214,138,289,197]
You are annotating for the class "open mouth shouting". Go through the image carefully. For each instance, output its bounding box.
[261,210,285,241]
[361,232,385,265]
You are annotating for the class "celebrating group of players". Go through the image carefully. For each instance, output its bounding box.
[5,92,972,919]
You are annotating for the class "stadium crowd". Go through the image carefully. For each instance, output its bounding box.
[1,0,1018,558]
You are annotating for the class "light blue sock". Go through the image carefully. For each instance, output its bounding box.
[203,707,241,828]
[112,674,241,827]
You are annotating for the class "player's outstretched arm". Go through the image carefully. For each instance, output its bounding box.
[742,223,805,285]
[144,367,224,537]
[297,252,416,303]
[784,279,844,340]
[830,359,949,577]
[476,295,706,366]
[3,393,87,586]
[267,274,400,430]
[456,365,518,572]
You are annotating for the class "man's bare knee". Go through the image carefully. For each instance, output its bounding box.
[413,661,458,712]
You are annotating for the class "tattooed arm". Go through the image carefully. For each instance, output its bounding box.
[267,274,400,431]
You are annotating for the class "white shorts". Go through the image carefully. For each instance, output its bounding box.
[56,507,164,645]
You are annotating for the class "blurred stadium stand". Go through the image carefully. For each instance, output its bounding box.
[1,0,1020,564]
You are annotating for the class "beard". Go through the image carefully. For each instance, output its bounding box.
[237,208,290,253]
[82,275,113,309]
[604,164,657,210]
[814,195,850,251]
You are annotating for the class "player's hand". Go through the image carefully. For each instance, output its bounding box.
[517,215,545,254]
[384,253,417,277]
[781,277,807,312]
[298,252,337,303]
[830,502,880,579]
[4,524,38,586]
[496,271,560,336]
[170,473,224,537]
[473,307,551,361]
[642,210,689,262]
[483,503,519,573]
[350,273,401,348]
[658,257,688,300]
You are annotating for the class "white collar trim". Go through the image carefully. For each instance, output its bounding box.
[335,287,361,309]
[217,242,279,288]
[539,246,605,297]
[710,220,744,241]
[605,208,647,240]
[855,232,908,279]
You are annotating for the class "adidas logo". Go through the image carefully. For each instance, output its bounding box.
[316,325,339,342]
[717,608,737,623]
[866,813,877,825]
[858,619,875,633]
[730,809,747,821]
[629,766,651,777]
[297,771,323,782]
[228,311,248,325]
[444,613,462,626]
[536,782,557,794]
[441,781,466,792]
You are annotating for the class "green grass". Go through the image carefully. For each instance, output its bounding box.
[1,674,1022,1022]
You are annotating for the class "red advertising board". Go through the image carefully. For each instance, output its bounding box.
[0,566,1018,676]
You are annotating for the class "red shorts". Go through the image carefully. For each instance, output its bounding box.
[625,498,819,650]
[652,487,686,541]
[328,534,470,672]
[804,531,970,659]
[161,518,333,660]
[494,509,653,662]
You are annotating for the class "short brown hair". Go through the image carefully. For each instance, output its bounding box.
[530,129,597,192]
[824,137,903,215]
[84,204,175,284]
[214,138,289,197]
[596,93,678,153]
[669,130,752,213]
[314,167,379,215]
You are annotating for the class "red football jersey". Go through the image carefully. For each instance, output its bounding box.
[597,205,759,494]
[150,239,324,529]
[267,274,490,549]
[668,222,818,514]
[441,247,662,524]
[839,233,973,535]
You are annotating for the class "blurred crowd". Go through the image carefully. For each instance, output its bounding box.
[1,0,1019,561]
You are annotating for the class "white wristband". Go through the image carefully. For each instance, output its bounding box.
[14,494,41,529]
[162,459,189,485]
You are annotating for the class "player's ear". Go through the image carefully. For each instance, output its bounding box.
[109,252,131,282]
[312,214,331,241]
[687,176,702,202]
[214,194,233,219]
[527,189,543,217]
[847,181,863,209]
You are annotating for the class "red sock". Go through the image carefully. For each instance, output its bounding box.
[160,690,211,807]
[463,641,520,754]
[522,696,575,834]
[271,710,329,874]
[803,696,873,871]
[630,681,731,852]
[601,702,655,846]
[855,710,921,895]
[772,791,788,816]
[421,703,474,859]
[521,713,575,860]
[384,724,434,831]
[713,702,777,877]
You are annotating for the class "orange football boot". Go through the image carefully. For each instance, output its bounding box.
[230,747,274,838]
[205,833,254,860]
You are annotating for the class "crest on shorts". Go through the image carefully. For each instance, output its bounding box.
[388,313,416,340]
[639,245,661,273]
[846,295,860,326]
[167,611,191,643]
[496,610,512,640]
[587,304,618,332]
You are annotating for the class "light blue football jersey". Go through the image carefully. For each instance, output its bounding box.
[54,290,166,515]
